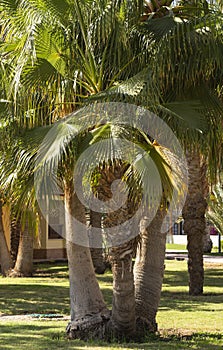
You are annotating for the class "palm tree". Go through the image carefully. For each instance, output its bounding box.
[130,1,223,332]
[182,150,208,294]
[89,210,107,274]
[134,208,166,333]
[32,99,178,338]
[10,219,34,277]
[146,0,223,297]
[64,179,109,339]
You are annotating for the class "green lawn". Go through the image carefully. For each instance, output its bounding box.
[166,241,223,253]
[166,243,186,250]
[0,260,222,349]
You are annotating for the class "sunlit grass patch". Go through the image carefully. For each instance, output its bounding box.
[0,260,222,349]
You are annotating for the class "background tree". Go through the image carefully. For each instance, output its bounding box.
[146,0,223,296]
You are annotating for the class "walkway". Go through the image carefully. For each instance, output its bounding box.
[166,251,223,264]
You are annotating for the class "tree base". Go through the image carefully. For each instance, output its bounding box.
[66,312,110,340]
[136,316,158,336]
[8,269,32,278]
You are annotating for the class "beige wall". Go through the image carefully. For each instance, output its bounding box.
[38,212,66,250]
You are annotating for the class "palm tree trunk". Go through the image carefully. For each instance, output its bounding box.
[0,201,12,276]
[92,161,138,339]
[108,237,137,339]
[134,208,166,334]
[182,150,207,295]
[89,210,107,274]
[64,183,109,340]
[10,212,20,264]
[10,221,33,277]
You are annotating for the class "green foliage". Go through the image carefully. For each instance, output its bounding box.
[0,0,223,244]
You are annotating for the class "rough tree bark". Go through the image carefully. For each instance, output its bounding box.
[10,213,20,264]
[109,241,137,339]
[89,210,107,274]
[134,208,166,334]
[97,162,140,339]
[182,150,207,295]
[10,220,33,277]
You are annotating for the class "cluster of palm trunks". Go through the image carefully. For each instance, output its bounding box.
[64,154,207,340]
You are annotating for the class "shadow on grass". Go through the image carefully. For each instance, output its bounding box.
[0,323,222,350]
[34,263,69,279]
[159,291,223,312]
[0,284,70,315]
[163,268,223,288]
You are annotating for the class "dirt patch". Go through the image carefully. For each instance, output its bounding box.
[0,314,70,321]
[160,328,194,340]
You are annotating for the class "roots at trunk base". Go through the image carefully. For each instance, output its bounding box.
[66,312,111,340]
[66,313,159,341]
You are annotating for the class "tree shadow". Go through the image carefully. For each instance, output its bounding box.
[0,284,70,315]
[34,262,69,279]
[163,268,223,288]
[0,323,222,350]
[159,290,223,312]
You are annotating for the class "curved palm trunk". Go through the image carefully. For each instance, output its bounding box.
[0,201,12,276]
[10,221,33,277]
[182,151,207,295]
[134,209,166,334]
[89,210,107,274]
[64,183,109,340]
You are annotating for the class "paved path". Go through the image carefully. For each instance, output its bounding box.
[166,251,223,264]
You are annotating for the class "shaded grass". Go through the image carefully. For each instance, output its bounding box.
[0,321,223,350]
[0,260,222,349]
[0,321,222,350]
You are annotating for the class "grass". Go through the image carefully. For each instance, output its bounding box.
[166,243,186,250]
[166,241,223,253]
[0,260,223,349]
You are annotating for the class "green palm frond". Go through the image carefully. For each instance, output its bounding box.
[151,13,223,93]
[39,0,71,22]
[139,13,179,41]
[23,59,62,86]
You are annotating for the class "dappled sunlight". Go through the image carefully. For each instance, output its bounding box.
[0,261,222,348]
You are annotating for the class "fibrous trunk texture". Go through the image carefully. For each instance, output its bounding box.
[99,162,140,340]
[89,210,107,274]
[10,214,20,264]
[108,238,137,340]
[64,183,109,340]
[0,201,12,276]
[182,151,207,295]
[134,209,166,334]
